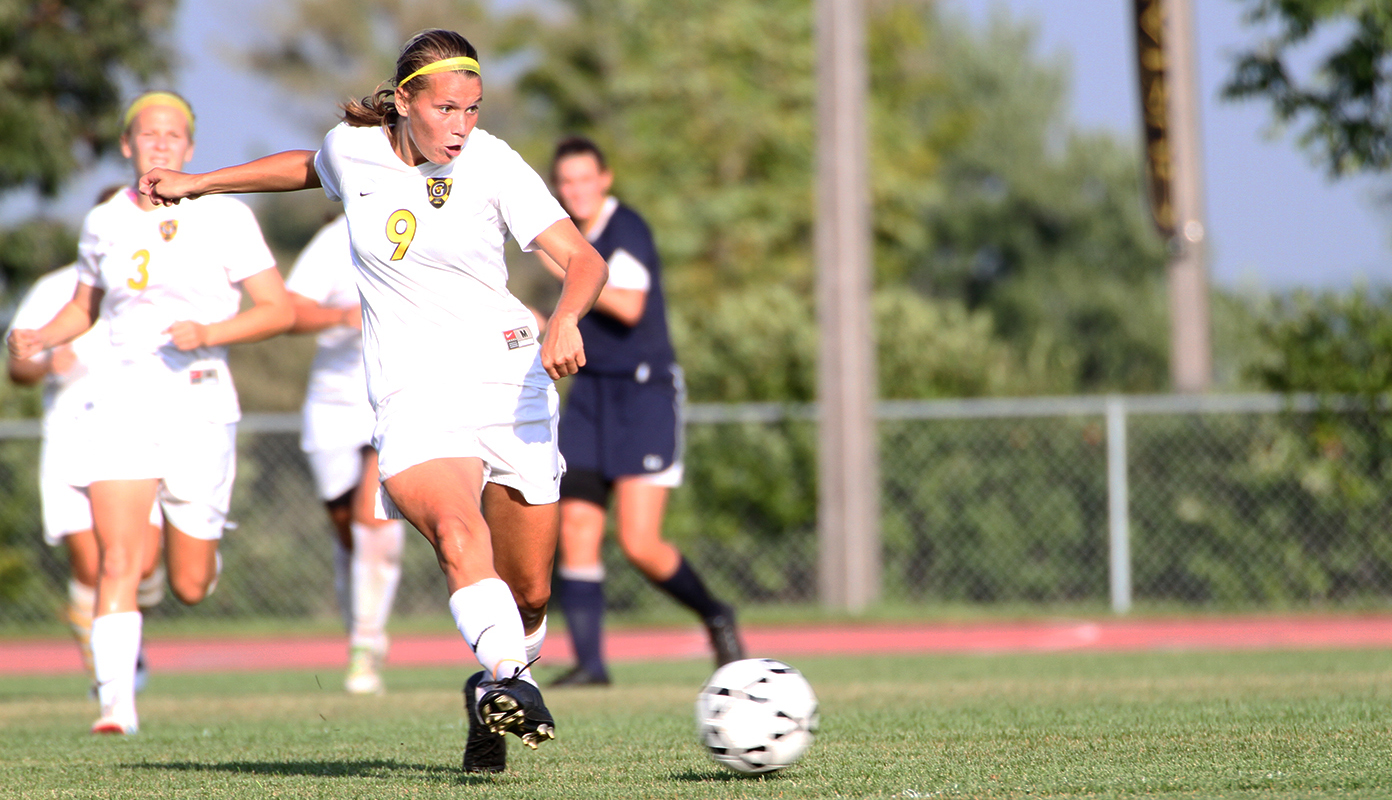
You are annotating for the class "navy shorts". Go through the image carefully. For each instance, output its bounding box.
[558,363,684,500]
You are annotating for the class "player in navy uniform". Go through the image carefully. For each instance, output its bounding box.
[539,137,744,686]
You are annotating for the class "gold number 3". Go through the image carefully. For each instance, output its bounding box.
[386,209,417,261]
[127,249,151,290]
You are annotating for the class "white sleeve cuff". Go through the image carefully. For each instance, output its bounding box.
[605,248,651,292]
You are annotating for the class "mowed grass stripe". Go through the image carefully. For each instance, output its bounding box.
[2,650,1389,799]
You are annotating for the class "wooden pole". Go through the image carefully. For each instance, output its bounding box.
[1134,0,1211,392]
[1165,0,1211,392]
[815,0,880,611]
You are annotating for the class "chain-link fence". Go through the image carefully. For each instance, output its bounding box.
[3,394,1391,628]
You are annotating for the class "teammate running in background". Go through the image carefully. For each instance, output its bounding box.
[540,137,744,687]
[8,91,294,735]
[138,30,608,773]
[285,214,404,695]
[6,188,166,694]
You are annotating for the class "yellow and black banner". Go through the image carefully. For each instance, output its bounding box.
[1134,0,1175,239]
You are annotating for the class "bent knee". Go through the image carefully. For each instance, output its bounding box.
[169,572,213,605]
[514,582,551,617]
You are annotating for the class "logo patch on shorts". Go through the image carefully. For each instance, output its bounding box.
[427,177,452,208]
[503,326,536,350]
[189,368,219,385]
[643,454,665,471]
[159,220,178,242]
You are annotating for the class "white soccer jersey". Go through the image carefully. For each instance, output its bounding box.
[6,265,109,424]
[314,123,568,411]
[75,188,277,424]
[285,215,368,408]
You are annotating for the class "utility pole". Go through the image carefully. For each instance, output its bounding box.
[815,0,880,611]
[1134,0,1211,391]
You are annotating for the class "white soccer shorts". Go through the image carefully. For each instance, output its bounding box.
[373,382,564,517]
[62,411,237,542]
[40,421,162,545]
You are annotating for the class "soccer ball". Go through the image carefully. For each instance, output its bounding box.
[694,658,819,775]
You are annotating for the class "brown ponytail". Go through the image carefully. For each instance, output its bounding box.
[340,29,480,128]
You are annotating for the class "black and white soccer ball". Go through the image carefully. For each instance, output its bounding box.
[694,658,819,775]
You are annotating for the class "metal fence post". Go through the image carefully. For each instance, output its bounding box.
[1106,396,1133,614]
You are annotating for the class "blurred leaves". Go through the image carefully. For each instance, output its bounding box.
[0,219,77,291]
[1249,287,1392,394]
[1225,0,1392,176]
[0,0,177,194]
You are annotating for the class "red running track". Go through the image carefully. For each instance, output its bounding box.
[3,616,1391,677]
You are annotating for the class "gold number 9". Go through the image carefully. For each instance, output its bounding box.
[386,209,417,261]
[127,249,151,290]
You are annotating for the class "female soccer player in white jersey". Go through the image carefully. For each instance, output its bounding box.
[7,91,294,735]
[6,202,167,692]
[285,214,404,695]
[139,30,608,772]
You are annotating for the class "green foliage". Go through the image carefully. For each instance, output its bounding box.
[916,19,1170,391]
[0,0,176,194]
[1225,0,1392,175]
[1249,287,1392,394]
[881,417,1107,602]
[0,219,76,291]
[243,0,518,136]
[506,0,820,296]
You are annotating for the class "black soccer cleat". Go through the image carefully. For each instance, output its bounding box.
[549,665,611,688]
[704,604,746,666]
[477,670,557,750]
[462,671,506,773]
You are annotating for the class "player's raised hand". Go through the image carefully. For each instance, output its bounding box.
[140,168,200,206]
[7,329,45,361]
[165,320,210,351]
[541,314,586,380]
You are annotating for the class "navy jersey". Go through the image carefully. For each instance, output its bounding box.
[579,201,676,374]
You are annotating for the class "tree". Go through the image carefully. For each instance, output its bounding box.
[1225,0,1392,176]
[244,0,514,137]
[0,0,177,195]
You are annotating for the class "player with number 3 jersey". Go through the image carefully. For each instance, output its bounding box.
[139,30,608,773]
[7,91,295,736]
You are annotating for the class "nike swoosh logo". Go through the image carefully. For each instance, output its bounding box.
[359,191,374,196]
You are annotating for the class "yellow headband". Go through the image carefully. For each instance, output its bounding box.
[123,92,195,135]
[398,56,482,89]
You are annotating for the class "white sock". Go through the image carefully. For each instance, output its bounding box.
[558,564,605,582]
[350,520,404,653]
[448,578,532,685]
[137,563,166,608]
[524,614,547,663]
[333,540,352,633]
[91,611,142,727]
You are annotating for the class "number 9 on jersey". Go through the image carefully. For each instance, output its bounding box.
[387,209,417,261]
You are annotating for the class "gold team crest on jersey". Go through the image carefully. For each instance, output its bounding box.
[427,178,452,209]
[159,220,178,242]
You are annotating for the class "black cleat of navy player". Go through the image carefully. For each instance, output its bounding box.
[704,604,746,666]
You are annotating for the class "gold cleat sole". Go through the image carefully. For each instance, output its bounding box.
[481,694,556,749]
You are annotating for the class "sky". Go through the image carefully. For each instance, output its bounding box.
[4,0,1389,290]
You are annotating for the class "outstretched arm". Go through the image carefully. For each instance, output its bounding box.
[531,219,608,380]
[141,150,321,206]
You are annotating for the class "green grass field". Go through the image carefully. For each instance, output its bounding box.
[3,649,1390,799]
